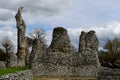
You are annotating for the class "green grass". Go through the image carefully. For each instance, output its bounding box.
[0,66,28,76]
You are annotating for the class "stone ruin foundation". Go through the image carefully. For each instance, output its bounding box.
[30,27,100,78]
[13,7,120,79]
[1,7,120,80]
[29,27,120,79]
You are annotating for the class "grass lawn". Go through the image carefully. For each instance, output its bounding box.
[0,66,28,76]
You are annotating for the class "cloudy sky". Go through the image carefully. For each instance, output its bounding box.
[1,0,120,51]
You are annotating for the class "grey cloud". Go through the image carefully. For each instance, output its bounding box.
[0,0,72,16]
[0,0,72,23]
[0,9,13,21]
[21,0,72,16]
[0,26,17,52]
[66,21,120,49]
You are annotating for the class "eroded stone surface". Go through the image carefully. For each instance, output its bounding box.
[6,53,17,68]
[15,7,27,67]
[49,27,72,53]
[30,28,100,77]
[29,39,46,68]
[79,31,100,66]
[98,67,120,80]
[79,31,99,52]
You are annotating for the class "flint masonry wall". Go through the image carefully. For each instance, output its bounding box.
[79,31,100,66]
[30,27,100,77]
[98,67,120,80]
[15,7,27,67]
[49,27,72,53]
[29,27,120,79]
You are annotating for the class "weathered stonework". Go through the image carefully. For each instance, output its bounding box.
[12,7,120,79]
[6,53,17,68]
[29,38,46,68]
[98,67,120,80]
[49,27,72,53]
[32,52,99,77]
[30,28,100,77]
[79,31,100,66]
[15,7,27,67]
[79,31,99,52]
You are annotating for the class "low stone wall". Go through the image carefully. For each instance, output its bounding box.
[98,67,120,80]
[0,70,33,80]
[31,52,100,77]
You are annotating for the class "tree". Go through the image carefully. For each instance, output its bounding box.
[1,36,14,54]
[29,27,47,47]
[99,37,120,68]
[104,37,120,54]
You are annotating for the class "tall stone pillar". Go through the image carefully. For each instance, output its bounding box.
[15,7,26,67]
[79,31,100,66]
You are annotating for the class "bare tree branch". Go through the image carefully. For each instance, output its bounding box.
[29,27,47,47]
[1,36,14,54]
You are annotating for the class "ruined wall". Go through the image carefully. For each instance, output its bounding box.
[29,38,46,68]
[32,52,99,77]
[49,27,72,53]
[79,31,100,66]
[30,27,100,77]
[6,53,17,68]
[98,67,120,80]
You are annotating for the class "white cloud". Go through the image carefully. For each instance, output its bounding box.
[46,30,52,46]
[0,9,14,21]
[64,21,120,49]
[0,26,17,52]
[0,20,15,26]
[1,0,120,51]
[22,0,72,16]
[0,0,72,17]
[0,0,72,27]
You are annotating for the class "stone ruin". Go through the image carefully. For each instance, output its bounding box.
[48,27,72,53]
[15,7,27,67]
[79,31,100,66]
[0,7,119,79]
[30,27,100,77]
[28,26,120,79]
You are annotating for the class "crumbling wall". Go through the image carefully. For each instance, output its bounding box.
[29,38,46,68]
[48,27,72,53]
[6,53,17,68]
[98,67,120,80]
[79,31,100,66]
[30,27,100,77]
